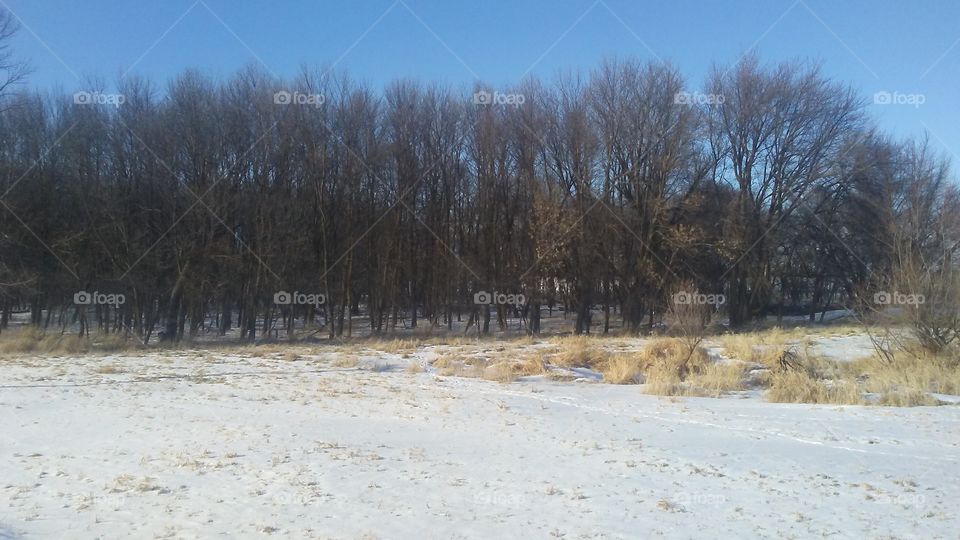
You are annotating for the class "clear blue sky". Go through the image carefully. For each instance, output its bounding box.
[5,0,959,163]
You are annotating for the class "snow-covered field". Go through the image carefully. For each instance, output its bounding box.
[2,345,958,539]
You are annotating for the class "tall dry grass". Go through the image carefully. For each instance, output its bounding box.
[0,327,140,357]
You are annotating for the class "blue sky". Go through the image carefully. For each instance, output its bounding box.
[4,0,959,161]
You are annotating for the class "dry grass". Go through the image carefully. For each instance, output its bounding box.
[94,363,122,374]
[330,354,358,368]
[847,350,960,401]
[765,370,864,405]
[716,328,806,366]
[482,362,517,383]
[430,353,459,369]
[406,361,424,374]
[687,362,749,396]
[0,327,140,357]
[640,338,713,396]
[877,389,939,407]
[600,353,645,384]
[552,336,608,369]
[514,351,549,376]
[751,337,960,406]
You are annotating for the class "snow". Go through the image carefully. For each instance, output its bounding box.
[1,348,958,538]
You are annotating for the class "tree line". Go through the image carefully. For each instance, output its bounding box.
[0,55,957,341]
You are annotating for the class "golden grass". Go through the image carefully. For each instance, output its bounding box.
[765,370,864,405]
[552,336,608,369]
[686,362,749,396]
[331,354,358,368]
[639,338,715,396]
[847,351,960,400]
[716,328,805,366]
[877,389,939,407]
[514,352,549,376]
[94,363,122,374]
[0,327,140,356]
[430,353,459,369]
[482,362,517,383]
[406,361,424,374]
[601,353,645,384]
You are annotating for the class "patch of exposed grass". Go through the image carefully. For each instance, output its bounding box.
[406,361,424,374]
[640,338,712,396]
[94,363,122,374]
[331,354,358,368]
[765,370,864,405]
[687,362,748,396]
[601,353,645,384]
[877,389,939,407]
[848,350,960,399]
[0,327,140,357]
[552,336,608,369]
[514,352,548,376]
[482,362,517,383]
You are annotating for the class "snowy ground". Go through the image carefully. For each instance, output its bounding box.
[1,346,958,539]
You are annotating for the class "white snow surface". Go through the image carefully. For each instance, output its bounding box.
[1,349,958,539]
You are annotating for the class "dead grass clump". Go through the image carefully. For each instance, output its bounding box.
[849,350,960,400]
[601,353,645,384]
[0,328,141,356]
[553,336,608,369]
[687,362,748,396]
[765,370,863,405]
[482,362,517,383]
[640,339,712,396]
[331,355,358,368]
[717,328,807,367]
[644,361,686,396]
[515,352,548,376]
[431,354,460,369]
[95,363,122,374]
[878,389,939,407]
[406,362,424,374]
[641,338,708,378]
